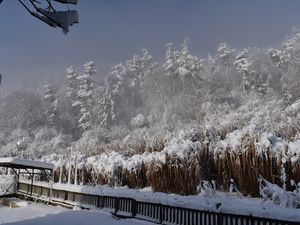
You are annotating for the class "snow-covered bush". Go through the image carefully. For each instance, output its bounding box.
[197,180,216,198]
[259,175,300,208]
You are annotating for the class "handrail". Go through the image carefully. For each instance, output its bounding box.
[16,182,300,225]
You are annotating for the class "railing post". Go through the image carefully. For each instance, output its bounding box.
[97,196,100,208]
[131,199,137,217]
[159,204,163,224]
[17,181,20,193]
[30,169,34,196]
[114,197,120,214]
[64,191,68,200]
[217,214,223,225]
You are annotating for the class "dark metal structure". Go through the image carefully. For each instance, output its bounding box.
[0,158,53,196]
[1,0,79,34]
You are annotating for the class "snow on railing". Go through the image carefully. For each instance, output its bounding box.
[16,181,300,225]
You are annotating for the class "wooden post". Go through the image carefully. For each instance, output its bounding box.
[68,147,73,184]
[30,169,34,196]
[59,156,63,183]
[74,154,78,185]
[114,197,120,214]
[219,214,224,225]
[159,204,163,224]
[131,199,137,217]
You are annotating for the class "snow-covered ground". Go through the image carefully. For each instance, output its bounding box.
[0,200,152,225]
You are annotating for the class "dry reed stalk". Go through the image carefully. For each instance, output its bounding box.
[53,133,300,196]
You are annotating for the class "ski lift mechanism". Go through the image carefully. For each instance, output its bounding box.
[15,0,79,34]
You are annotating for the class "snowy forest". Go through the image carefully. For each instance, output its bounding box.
[2,28,300,197]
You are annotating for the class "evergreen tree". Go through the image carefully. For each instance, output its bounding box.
[234,49,252,93]
[43,85,59,128]
[217,42,236,82]
[77,61,96,132]
[66,66,79,106]
[66,65,81,136]
[269,47,293,104]
[103,50,154,126]
[163,40,202,108]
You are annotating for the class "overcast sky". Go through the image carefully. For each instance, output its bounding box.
[1,0,300,91]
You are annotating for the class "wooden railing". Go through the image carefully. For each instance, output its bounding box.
[16,182,299,225]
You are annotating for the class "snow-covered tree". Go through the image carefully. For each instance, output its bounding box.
[207,53,216,75]
[66,65,79,106]
[126,49,153,109]
[217,42,236,81]
[280,29,300,103]
[163,40,202,96]
[162,40,204,121]
[105,63,126,125]
[269,49,285,69]
[65,63,96,134]
[103,50,154,125]
[234,49,252,93]
[76,61,96,132]
[96,86,114,128]
[65,65,82,137]
[44,85,59,128]
[177,40,203,94]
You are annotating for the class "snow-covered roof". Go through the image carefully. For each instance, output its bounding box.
[0,157,54,170]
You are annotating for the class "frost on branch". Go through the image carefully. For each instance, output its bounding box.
[259,175,300,208]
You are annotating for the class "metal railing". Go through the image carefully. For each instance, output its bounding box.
[0,175,18,196]
[17,182,299,225]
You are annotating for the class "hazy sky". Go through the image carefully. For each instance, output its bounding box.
[1,0,300,90]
